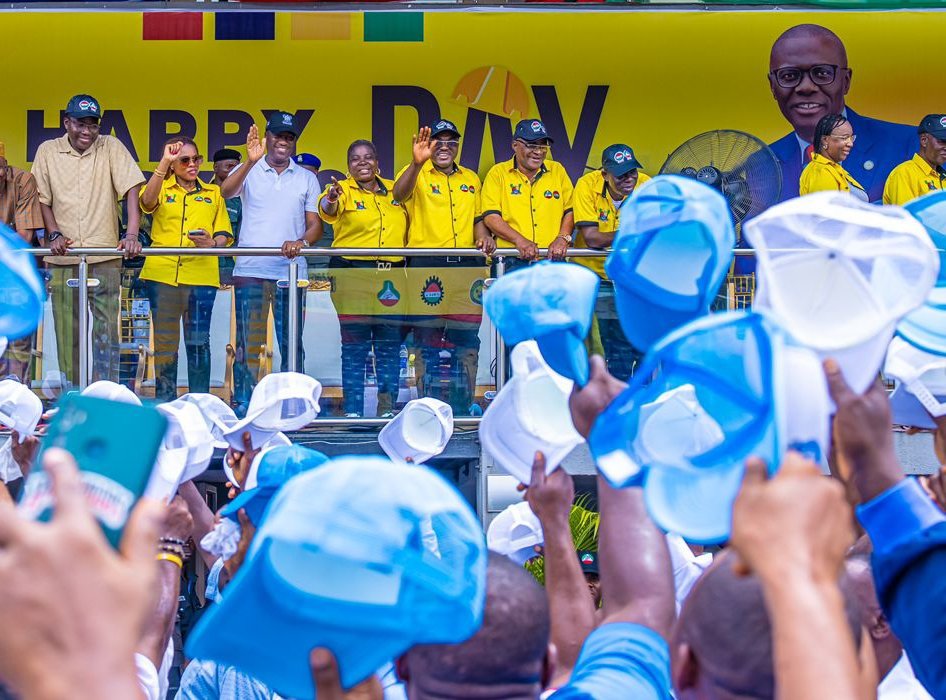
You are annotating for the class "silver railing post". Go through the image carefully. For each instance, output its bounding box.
[77,255,89,390]
[493,255,507,392]
[287,260,300,373]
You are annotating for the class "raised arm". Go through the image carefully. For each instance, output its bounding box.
[393,127,434,203]
[730,454,860,700]
[523,452,596,684]
[569,356,675,638]
[219,125,265,199]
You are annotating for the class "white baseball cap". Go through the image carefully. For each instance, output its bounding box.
[179,393,239,450]
[81,380,142,406]
[746,192,938,394]
[479,341,584,485]
[885,336,946,429]
[145,400,216,502]
[223,373,322,450]
[486,501,544,565]
[0,379,42,442]
[379,398,454,465]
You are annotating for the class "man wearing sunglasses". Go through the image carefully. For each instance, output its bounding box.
[481,119,574,273]
[767,23,915,202]
[572,145,650,381]
[31,94,145,387]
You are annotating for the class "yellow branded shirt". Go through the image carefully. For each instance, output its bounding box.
[481,158,574,248]
[799,153,867,197]
[318,176,407,262]
[572,170,651,278]
[883,153,946,206]
[139,177,232,287]
[396,162,482,248]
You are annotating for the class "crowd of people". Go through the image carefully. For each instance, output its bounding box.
[0,353,943,700]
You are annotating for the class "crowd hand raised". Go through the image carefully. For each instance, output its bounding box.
[162,495,194,544]
[246,124,265,164]
[225,431,260,497]
[10,431,39,478]
[310,648,384,700]
[222,509,255,586]
[569,355,627,439]
[411,127,435,165]
[920,465,946,513]
[824,359,903,502]
[731,453,854,584]
[519,452,574,526]
[0,448,162,699]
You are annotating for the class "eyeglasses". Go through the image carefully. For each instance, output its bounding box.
[66,118,100,133]
[829,133,856,144]
[770,64,839,89]
[515,140,550,153]
[433,140,460,148]
[178,155,204,166]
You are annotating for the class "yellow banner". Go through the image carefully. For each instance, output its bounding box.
[2,9,941,203]
[324,267,486,318]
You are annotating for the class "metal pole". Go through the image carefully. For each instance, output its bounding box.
[494,255,507,392]
[287,260,300,373]
[78,256,89,390]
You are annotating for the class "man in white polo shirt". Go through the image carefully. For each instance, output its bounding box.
[219,112,322,415]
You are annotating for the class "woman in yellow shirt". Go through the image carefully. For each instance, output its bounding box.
[799,114,869,201]
[139,137,233,401]
[319,139,408,418]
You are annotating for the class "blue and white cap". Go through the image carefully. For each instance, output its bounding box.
[896,191,946,356]
[606,176,735,353]
[185,456,487,698]
[589,311,829,544]
[884,335,946,429]
[484,261,600,385]
[747,192,937,394]
[0,223,45,341]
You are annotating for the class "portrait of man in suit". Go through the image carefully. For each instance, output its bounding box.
[767,23,917,202]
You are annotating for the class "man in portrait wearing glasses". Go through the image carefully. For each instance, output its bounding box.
[572,144,649,381]
[481,119,574,274]
[767,24,915,202]
[394,119,496,414]
[218,111,321,416]
[31,94,144,387]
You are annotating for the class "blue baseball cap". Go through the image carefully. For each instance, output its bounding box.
[0,223,45,340]
[484,261,600,385]
[220,445,328,526]
[430,119,461,138]
[589,311,830,544]
[64,94,102,120]
[513,119,553,144]
[605,175,734,353]
[186,456,487,698]
[602,144,642,177]
[294,153,321,170]
[266,111,300,137]
[897,191,946,355]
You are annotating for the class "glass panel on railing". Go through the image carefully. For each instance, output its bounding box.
[299,255,493,419]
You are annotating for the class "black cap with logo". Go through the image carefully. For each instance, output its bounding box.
[266,111,300,137]
[919,114,946,140]
[514,119,553,144]
[65,94,102,120]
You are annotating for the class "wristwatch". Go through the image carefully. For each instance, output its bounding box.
[47,230,63,243]
[556,233,573,244]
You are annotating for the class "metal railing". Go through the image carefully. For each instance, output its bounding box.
[22,245,757,424]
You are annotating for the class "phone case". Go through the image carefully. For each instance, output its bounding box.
[18,394,168,548]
